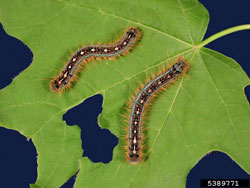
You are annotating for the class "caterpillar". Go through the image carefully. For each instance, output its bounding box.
[126,57,190,164]
[50,27,140,92]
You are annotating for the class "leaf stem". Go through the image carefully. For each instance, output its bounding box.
[196,24,250,48]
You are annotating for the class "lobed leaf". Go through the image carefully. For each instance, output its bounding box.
[0,0,249,187]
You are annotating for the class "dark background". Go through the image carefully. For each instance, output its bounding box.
[0,0,250,187]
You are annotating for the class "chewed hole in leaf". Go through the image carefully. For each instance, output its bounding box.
[63,94,118,164]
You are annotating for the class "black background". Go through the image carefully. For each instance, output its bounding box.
[0,1,250,188]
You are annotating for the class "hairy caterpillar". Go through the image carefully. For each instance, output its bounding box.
[51,27,141,92]
[126,57,190,164]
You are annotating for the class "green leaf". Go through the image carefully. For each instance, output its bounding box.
[0,0,249,188]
